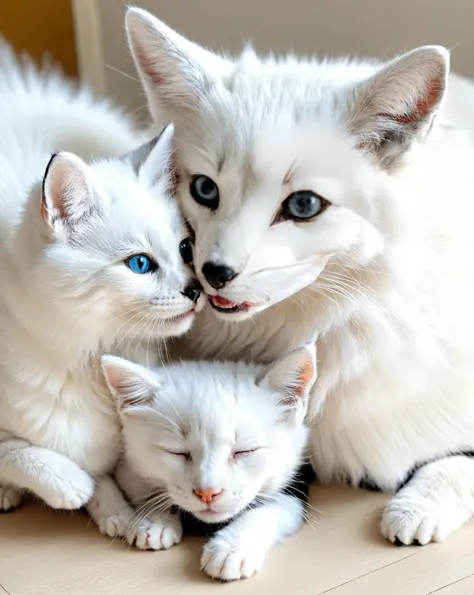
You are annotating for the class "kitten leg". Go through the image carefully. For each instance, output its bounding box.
[87,474,135,540]
[0,484,23,512]
[0,439,94,509]
[201,492,304,581]
[381,455,474,545]
[115,459,183,550]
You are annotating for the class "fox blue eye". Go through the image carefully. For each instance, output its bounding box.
[190,175,219,210]
[287,191,324,219]
[125,254,155,274]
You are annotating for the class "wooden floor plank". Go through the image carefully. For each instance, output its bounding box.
[0,486,472,595]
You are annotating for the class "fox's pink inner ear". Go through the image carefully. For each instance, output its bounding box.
[41,152,97,227]
[125,7,230,114]
[393,78,445,125]
[350,46,449,167]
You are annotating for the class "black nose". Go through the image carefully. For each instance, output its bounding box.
[202,262,236,290]
[181,280,202,304]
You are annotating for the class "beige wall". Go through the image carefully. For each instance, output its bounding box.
[75,0,474,116]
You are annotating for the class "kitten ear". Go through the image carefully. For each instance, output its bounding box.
[101,355,159,413]
[126,8,230,116]
[349,45,449,168]
[260,345,317,422]
[41,152,102,228]
[122,123,174,187]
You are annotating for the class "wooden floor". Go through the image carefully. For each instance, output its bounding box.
[1,485,473,595]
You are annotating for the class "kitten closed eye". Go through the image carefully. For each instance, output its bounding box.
[103,342,316,580]
[165,450,192,462]
[232,448,263,459]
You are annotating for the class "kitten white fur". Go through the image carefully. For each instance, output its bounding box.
[0,46,202,541]
[127,8,474,545]
[101,345,316,580]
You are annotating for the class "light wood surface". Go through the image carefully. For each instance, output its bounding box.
[1,485,472,594]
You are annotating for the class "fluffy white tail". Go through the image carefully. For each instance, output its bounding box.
[0,37,142,162]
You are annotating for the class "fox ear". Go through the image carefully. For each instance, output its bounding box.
[126,7,230,118]
[349,45,449,168]
[41,152,104,228]
[101,355,159,414]
[260,344,317,423]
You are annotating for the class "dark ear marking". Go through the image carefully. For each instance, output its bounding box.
[41,153,58,222]
[41,151,101,227]
[121,122,175,188]
[122,136,160,175]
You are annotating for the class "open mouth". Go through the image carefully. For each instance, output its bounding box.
[208,295,252,314]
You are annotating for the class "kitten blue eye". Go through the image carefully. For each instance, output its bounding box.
[125,254,155,274]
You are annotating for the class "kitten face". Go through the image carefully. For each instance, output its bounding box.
[38,125,204,344]
[102,346,316,523]
[126,8,448,321]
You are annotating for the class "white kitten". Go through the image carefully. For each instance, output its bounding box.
[126,9,474,546]
[0,46,202,540]
[101,345,316,581]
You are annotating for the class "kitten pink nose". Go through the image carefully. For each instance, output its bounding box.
[193,487,223,504]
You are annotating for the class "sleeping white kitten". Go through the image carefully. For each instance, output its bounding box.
[126,9,474,546]
[101,345,316,581]
[0,47,201,540]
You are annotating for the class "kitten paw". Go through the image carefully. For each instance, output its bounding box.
[39,468,95,510]
[128,516,183,550]
[0,485,22,512]
[201,537,265,581]
[94,511,133,539]
[381,491,461,545]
